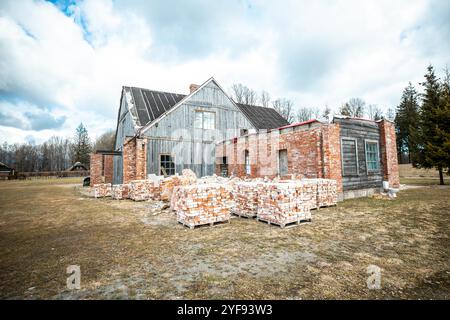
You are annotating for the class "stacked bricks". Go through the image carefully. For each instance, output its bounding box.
[161,169,197,201]
[232,181,263,217]
[128,180,161,201]
[111,184,129,200]
[256,182,312,228]
[175,183,234,229]
[91,183,112,198]
[378,120,400,188]
[316,179,338,207]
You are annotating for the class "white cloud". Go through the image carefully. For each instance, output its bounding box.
[0,0,448,144]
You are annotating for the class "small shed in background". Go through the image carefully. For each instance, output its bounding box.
[0,162,15,180]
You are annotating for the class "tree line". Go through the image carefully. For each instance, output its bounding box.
[230,84,396,124]
[0,123,115,173]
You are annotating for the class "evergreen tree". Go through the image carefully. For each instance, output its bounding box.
[71,123,92,168]
[395,82,420,163]
[413,65,450,184]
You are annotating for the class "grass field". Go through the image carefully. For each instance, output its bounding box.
[0,178,449,299]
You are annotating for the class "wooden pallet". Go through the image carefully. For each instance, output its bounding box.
[178,219,231,229]
[232,211,257,219]
[256,217,312,229]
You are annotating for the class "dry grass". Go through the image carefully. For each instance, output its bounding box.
[0,178,449,299]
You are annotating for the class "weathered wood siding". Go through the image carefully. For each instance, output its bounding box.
[334,118,384,191]
[113,90,137,184]
[143,81,255,177]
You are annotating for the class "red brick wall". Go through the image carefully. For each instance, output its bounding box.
[123,137,147,183]
[90,153,102,186]
[215,124,343,192]
[378,120,400,188]
[90,153,113,186]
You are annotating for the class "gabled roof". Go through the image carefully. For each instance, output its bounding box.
[121,78,289,134]
[125,86,186,127]
[0,161,13,172]
[236,103,289,129]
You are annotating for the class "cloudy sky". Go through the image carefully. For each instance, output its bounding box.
[0,0,449,144]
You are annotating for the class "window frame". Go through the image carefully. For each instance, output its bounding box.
[194,110,216,130]
[340,137,359,176]
[159,153,176,176]
[364,139,380,172]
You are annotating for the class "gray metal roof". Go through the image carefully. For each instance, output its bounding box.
[236,103,289,129]
[125,86,186,126]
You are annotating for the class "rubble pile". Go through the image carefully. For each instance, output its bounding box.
[91,183,112,198]
[175,183,234,228]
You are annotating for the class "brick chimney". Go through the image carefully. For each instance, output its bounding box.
[189,83,200,93]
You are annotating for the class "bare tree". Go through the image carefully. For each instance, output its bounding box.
[367,104,384,120]
[322,105,332,122]
[230,83,258,105]
[340,98,366,117]
[94,130,116,151]
[260,90,271,108]
[296,107,314,122]
[272,98,294,123]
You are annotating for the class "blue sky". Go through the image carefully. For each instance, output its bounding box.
[0,0,449,144]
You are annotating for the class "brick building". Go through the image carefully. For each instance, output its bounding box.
[90,77,288,186]
[215,116,399,199]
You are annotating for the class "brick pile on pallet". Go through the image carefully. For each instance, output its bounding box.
[91,183,112,198]
[316,179,338,207]
[111,184,129,200]
[232,181,263,217]
[175,183,234,229]
[256,182,312,228]
[160,169,197,202]
[128,180,161,201]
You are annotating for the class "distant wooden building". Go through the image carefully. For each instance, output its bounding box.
[0,162,15,180]
[67,162,88,171]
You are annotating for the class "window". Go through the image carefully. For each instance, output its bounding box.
[365,140,379,171]
[245,150,251,175]
[160,154,175,176]
[278,149,288,176]
[194,111,215,129]
[341,138,359,176]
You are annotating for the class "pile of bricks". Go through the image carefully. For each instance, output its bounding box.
[162,169,197,202]
[256,182,312,228]
[316,179,338,207]
[232,181,262,217]
[128,180,161,201]
[111,184,129,200]
[91,183,112,198]
[175,183,234,229]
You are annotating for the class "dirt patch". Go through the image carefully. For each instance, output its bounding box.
[0,178,449,299]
